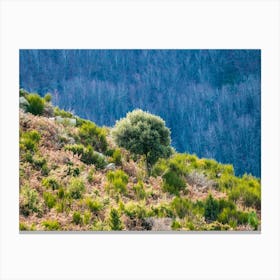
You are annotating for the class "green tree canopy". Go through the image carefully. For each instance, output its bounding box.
[112,109,172,174]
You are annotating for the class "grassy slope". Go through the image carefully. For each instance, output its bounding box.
[19,92,261,231]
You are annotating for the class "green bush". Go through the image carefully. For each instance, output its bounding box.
[54,107,74,118]
[78,121,108,152]
[109,208,123,230]
[204,194,219,221]
[72,211,83,225]
[83,211,92,225]
[81,146,107,169]
[217,207,250,227]
[64,144,84,156]
[106,170,128,194]
[171,197,191,219]
[68,178,85,199]
[44,93,52,102]
[87,168,95,183]
[248,211,259,230]
[151,158,169,176]
[85,198,103,213]
[19,185,41,216]
[112,149,122,165]
[42,220,61,231]
[42,177,60,190]
[112,109,172,174]
[124,202,149,219]
[171,220,182,230]
[43,192,56,209]
[66,166,80,177]
[19,222,29,231]
[20,130,41,152]
[26,93,45,115]
[228,175,261,210]
[133,180,146,200]
[162,169,186,195]
[65,144,107,169]
[151,203,174,218]
[57,187,65,199]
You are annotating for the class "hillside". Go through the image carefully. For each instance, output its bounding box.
[19,49,261,177]
[19,89,261,231]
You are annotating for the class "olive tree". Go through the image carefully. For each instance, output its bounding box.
[112,109,172,174]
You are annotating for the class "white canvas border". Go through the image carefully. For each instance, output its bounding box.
[0,0,280,279]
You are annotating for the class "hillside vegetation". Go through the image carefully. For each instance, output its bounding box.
[19,89,261,231]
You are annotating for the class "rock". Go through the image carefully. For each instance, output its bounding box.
[94,151,105,159]
[19,96,29,111]
[55,116,76,126]
[106,163,116,170]
[68,118,76,126]
[144,218,172,231]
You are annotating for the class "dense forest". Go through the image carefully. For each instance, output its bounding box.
[19,50,261,177]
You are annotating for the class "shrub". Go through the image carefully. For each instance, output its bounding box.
[228,175,261,210]
[87,168,95,183]
[65,144,107,169]
[64,144,84,156]
[42,220,61,231]
[109,208,123,230]
[112,109,172,174]
[83,211,92,225]
[19,185,41,216]
[44,93,52,102]
[124,202,149,220]
[151,158,169,176]
[133,180,146,200]
[68,178,85,199]
[112,149,122,165]
[106,170,128,194]
[19,222,29,231]
[66,166,80,177]
[151,203,174,218]
[85,198,103,213]
[171,220,182,230]
[81,146,107,169]
[72,211,83,225]
[78,121,108,152]
[171,197,191,219]
[42,177,60,190]
[54,107,74,118]
[162,169,186,195]
[26,93,45,115]
[248,211,259,230]
[43,192,56,209]
[204,194,219,221]
[55,198,71,214]
[20,130,41,152]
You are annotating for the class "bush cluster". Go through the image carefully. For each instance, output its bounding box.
[78,121,108,152]
[42,177,60,190]
[41,220,61,230]
[108,208,123,230]
[19,185,41,216]
[68,178,85,199]
[106,170,129,194]
[26,93,45,115]
[64,144,107,169]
